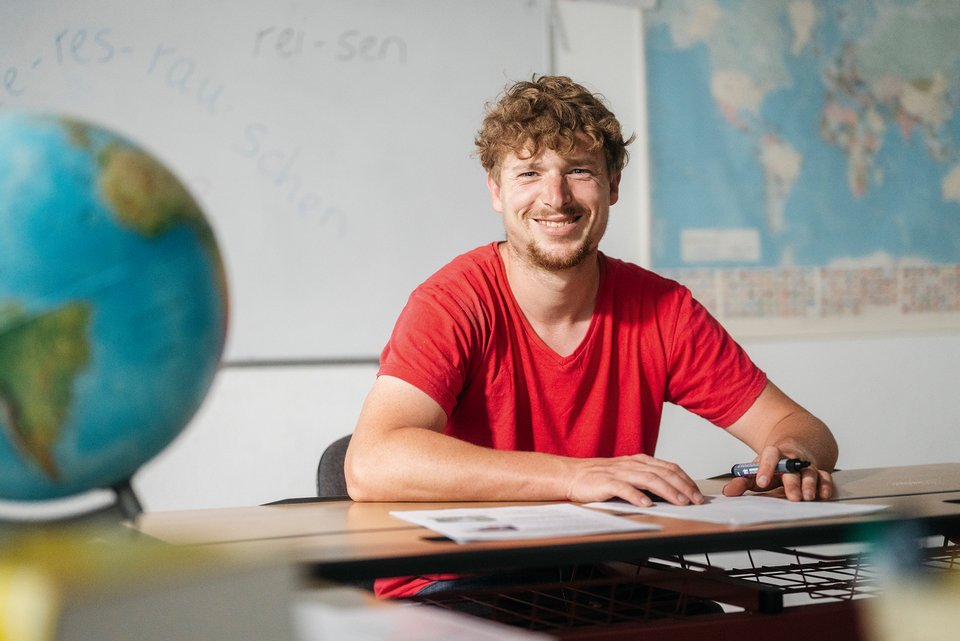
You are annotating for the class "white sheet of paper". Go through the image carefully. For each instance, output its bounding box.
[585,495,889,526]
[390,503,659,543]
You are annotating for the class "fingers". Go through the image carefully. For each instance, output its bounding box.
[625,456,704,506]
[721,476,752,497]
[571,454,833,507]
[778,458,834,501]
[568,455,704,507]
[817,469,835,499]
[727,453,834,502]
[780,467,815,501]
[752,446,785,490]
[611,483,659,508]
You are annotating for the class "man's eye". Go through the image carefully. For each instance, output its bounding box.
[571,168,592,175]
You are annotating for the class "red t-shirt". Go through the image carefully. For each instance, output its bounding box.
[374,243,767,597]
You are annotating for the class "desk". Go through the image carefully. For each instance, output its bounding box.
[137,464,960,640]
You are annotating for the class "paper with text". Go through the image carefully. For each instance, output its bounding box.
[390,503,659,543]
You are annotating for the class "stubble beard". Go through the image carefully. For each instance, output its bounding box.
[525,237,593,271]
[520,205,596,271]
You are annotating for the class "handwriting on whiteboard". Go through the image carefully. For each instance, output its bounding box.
[252,27,407,64]
[0,26,372,232]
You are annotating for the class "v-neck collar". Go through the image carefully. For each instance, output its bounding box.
[492,243,608,366]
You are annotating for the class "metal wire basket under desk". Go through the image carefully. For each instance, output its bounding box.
[411,538,960,640]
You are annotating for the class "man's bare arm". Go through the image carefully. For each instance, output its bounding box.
[723,381,839,501]
[345,375,704,506]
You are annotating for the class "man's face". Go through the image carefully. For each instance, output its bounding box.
[487,140,620,272]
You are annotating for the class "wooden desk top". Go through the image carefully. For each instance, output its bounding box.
[136,463,960,581]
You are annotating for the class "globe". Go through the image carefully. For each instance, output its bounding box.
[0,113,227,504]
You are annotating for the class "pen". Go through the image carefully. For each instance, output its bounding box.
[731,458,810,478]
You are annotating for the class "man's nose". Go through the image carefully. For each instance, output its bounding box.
[539,173,571,210]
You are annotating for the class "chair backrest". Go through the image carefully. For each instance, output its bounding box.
[314,433,376,592]
[316,434,352,498]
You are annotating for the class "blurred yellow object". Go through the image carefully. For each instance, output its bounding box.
[0,564,57,641]
[863,572,960,641]
[0,527,294,641]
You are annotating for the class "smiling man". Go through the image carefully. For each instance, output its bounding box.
[345,76,838,599]
[493,141,612,270]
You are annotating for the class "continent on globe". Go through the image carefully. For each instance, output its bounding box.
[0,301,92,481]
[98,140,220,256]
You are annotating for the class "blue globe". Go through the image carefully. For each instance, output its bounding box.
[0,113,227,501]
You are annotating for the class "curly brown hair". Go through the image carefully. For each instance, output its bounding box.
[475,75,632,180]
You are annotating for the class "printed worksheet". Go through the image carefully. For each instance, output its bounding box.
[390,503,659,543]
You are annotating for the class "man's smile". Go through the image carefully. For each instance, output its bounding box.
[535,216,582,228]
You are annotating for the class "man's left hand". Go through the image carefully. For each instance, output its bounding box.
[722,445,834,501]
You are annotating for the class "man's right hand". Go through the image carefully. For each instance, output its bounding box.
[565,454,705,507]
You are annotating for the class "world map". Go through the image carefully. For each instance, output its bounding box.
[644,0,960,332]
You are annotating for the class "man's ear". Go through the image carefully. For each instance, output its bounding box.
[487,172,504,213]
[609,172,622,206]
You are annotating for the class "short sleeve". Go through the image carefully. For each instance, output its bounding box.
[663,289,767,427]
[378,284,478,416]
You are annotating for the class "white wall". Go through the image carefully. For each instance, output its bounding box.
[137,363,378,510]
[657,331,960,480]
[134,1,960,512]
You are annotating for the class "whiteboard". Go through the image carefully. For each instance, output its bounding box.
[0,0,550,361]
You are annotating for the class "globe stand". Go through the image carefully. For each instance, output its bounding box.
[0,478,145,527]
[110,479,144,523]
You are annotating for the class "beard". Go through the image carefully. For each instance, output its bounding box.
[520,204,596,271]
[525,237,593,271]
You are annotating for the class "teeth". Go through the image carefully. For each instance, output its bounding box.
[538,220,572,227]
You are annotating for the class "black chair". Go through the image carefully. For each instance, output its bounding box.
[316,434,352,499]
[315,434,378,592]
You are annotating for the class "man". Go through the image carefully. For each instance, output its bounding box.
[345,76,838,598]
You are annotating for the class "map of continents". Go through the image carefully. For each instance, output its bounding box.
[645,0,960,329]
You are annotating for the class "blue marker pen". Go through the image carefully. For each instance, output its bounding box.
[731,458,810,478]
